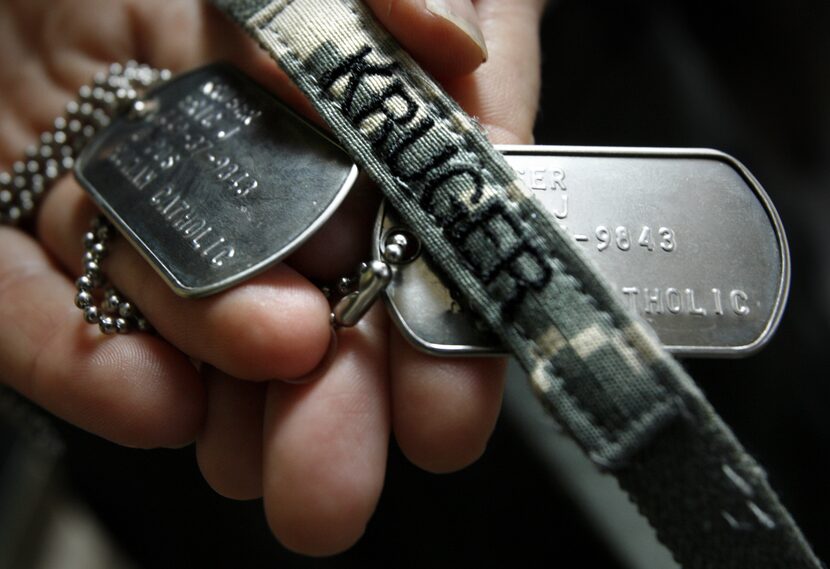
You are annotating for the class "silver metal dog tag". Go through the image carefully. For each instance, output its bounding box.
[377,146,790,357]
[76,64,358,297]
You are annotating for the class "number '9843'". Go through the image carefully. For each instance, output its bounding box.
[594,226,676,252]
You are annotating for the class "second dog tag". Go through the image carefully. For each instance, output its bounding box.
[377,146,790,357]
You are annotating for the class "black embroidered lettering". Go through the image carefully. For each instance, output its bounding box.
[393,142,458,182]
[446,200,551,318]
[421,165,483,207]
[351,79,418,149]
[448,201,518,279]
[320,46,400,116]
[384,118,442,178]
[427,164,484,205]
[419,165,484,228]
[449,200,515,244]
[320,46,554,321]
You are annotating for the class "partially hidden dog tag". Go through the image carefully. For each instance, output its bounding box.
[377,146,790,357]
[75,64,358,297]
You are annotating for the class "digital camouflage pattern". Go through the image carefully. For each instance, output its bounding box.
[212,1,823,567]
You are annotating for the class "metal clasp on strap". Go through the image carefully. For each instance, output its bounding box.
[330,261,392,328]
[330,228,421,328]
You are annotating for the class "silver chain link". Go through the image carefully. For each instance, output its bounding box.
[0,61,170,334]
[0,61,171,226]
[74,215,152,334]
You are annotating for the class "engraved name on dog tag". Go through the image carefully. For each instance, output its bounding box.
[76,64,358,297]
[377,146,790,357]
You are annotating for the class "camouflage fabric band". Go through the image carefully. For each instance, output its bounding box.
[211,0,822,566]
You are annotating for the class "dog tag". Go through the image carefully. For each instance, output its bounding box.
[377,146,790,357]
[75,64,358,297]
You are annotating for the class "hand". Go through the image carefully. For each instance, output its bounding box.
[0,0,546,556]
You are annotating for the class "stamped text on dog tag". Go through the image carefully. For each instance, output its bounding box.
[75,64,358,297]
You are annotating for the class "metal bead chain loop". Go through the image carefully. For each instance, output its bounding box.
[0,61,172,226]
[74,216,150,335]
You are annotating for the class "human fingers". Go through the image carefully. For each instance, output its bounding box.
[130,1,320,118]
[36,178,332,381]
[0,226,204,448]
[196,366,266,500]
[262,306,389,556]
[443,0,546,144]
[390,332,506,472]
[364,0,488,77]
[388,0,545,472]
[132,0,486,81]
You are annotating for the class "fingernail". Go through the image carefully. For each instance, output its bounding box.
[425,0,488,62]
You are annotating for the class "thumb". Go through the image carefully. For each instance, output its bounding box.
[364,0,488,77]
[443,0,548,144]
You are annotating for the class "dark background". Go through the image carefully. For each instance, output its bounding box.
[5,0,830,567]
